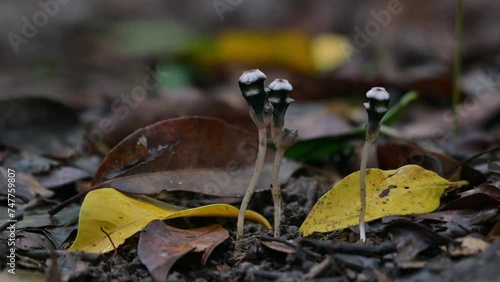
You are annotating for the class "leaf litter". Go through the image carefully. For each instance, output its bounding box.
[3,104,499,281]
[2,10,500,280]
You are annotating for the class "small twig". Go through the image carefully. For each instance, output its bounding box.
[49,176,122,215]
[100,226,117,268]
[253,270,283,280]
[48,191,88,215]
[302,255,332,280]
[46,251,62,282]
[443,145,500,178]
[294,238,329,260]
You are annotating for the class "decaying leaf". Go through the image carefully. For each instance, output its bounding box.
[0,167,54,203]
[299,165,468,236]
[260,240,296,254]
[386,220,452,263]
[92,117,299,197]
[69,188,270,253]
[415,208,498,227]
[12,205,80,229]
[440,183,500,210]
[37,167,90,189]
[138,221,228,281]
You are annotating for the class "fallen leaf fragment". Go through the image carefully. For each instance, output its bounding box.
[299,165,468,236]
[385,220,451,263]
[0,167,54,203]
[440,183,500,210]
[449,235,490,257]
[69,188,270,253]
[138,221,228,281]
[260,239,296,254]
[37,167,90,189]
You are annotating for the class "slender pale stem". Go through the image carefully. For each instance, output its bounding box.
[360,120,380,243]
[236,127,267,249]
[271,147,285,237]
[358,139,370,243]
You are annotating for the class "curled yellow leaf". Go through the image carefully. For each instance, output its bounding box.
[70,188,270,253]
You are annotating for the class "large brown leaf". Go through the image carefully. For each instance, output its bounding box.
[138,220,229,281]
[92,116,299,197]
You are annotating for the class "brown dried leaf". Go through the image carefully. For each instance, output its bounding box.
[261,240,296,254]
[138,220,229,281]
[92,117,299,197]
[415,208,498,226]
[440,183,500,210]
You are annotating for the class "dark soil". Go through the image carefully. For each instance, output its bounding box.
[25,174,494,282]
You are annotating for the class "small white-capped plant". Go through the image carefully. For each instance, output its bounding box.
[236,69,273,249]
[359,87,390,243]
[268,79,297,237]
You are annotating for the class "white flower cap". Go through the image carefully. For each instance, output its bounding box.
[269,79,293,92]
[239,69,267,84]
[366,87,390,101]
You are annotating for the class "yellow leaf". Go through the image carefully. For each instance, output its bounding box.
[190,31,351,74]
[217,31,313,74]
[299,165,468,236]
[311,34,352,72]
[70,188,271,253]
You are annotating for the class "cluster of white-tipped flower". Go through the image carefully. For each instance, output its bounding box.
[236,69,297,244]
